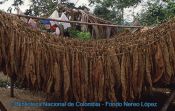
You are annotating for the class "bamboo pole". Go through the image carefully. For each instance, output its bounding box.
[11,14,143,28]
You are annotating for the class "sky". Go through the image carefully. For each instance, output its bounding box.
[0,0,145,22]
[0,0,31,12]
[0,0,89,12]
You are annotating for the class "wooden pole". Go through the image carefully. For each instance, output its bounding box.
[10,77,14,97]
[151,88,171,95]
[11,14,143,28]
[160,90,175,111]
[0,101,7,111]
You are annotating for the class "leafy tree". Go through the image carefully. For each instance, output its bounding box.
[22,0,71,16]
[0,0,73,16]
[93,5,120,23]
[12,0,23,6]
[26,0,58,16]
[89,0,141,24]
[1,0,141,24]
[138,0,175,25]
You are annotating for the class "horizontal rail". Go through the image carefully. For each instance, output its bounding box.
[12,14,143,28]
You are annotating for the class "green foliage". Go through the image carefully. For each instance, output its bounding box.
[25,0,87,16]
[94,5,120,23]
[89,0,141,8]
[116,0,142,8]
[138,0,175,25]
[77,32,91,40]
[12,0,23,6]
[166,1,175,17]
[1,0,72,16]
[26,0,57,16]
[2,0,24,6]
[68,29,91,40]
[68,29,79,37]
[91,0,141,24]
[0,79,9,87]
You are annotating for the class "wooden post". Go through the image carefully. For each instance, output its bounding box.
[0,101,7,111]
[10,77,14,97]
[160,90,175,111]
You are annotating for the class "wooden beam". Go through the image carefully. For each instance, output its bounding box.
[152,88,171,95]
[11,14,143,28]
[160,90,175,111]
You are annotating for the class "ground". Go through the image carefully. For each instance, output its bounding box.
[0,73,175,111]
[0,73,46,111]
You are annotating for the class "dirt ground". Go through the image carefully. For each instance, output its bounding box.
[1,73,175,111]
[0,73,46,111]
